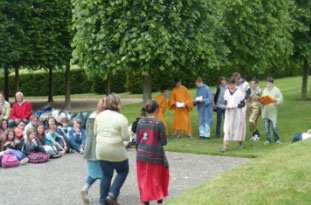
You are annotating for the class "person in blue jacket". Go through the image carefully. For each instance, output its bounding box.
[68,118,86,154]
[194,77,213,139]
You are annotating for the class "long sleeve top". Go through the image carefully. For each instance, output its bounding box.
[0,101,10,120]
[9,101,32,120]
[261,86,284,123]
[136,118,169,168]
[195,84,213,126]
[94,110,130,162]
[68,128,86,146]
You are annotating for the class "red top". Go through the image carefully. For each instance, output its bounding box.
[9,101,33,120]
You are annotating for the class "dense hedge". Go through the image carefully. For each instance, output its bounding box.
[125,66,302,94]
[0,66,301,97]
[0,69,127,97]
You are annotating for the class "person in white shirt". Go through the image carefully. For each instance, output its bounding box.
[292,126,311,143]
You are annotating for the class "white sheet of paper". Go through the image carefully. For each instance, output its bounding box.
[195,96,203,101]
[176,102,186,108]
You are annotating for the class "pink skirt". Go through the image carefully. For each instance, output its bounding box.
[136,161,169,202]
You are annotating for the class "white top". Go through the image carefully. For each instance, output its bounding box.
[224,89,244,109]
[94,110,130,162]
[302,132,311,140]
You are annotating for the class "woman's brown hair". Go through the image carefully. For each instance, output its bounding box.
[141,100,159,116]
[5,129,16,142]
[96,98,105,114]
[104,93,121,113]
[26,128,36,143]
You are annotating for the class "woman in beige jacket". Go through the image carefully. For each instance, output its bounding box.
[94,93,130,205]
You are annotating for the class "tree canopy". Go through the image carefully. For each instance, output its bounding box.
[72,0,229,102]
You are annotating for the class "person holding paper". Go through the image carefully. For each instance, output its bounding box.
[247,78,262,141]
[261,77,283,145]
[194,77,213,139]
[221,77,246,152]
[169,78,193,138]
[156,87,169,135]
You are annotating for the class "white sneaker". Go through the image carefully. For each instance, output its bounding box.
[80,187,89,203]
[20,158,29,165]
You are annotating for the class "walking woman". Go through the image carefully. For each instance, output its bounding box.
[136,100,169,205]
[95,93,130,205]
[80,99,104,203]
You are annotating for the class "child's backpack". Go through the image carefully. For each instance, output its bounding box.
[1,154,19,168]
[28,152,50,163]
[42,145,61,159]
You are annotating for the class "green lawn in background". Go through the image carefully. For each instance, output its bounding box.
[121,76,310,158]
[167,139,311,205]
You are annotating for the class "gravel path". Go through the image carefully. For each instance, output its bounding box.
[0,150,248,205]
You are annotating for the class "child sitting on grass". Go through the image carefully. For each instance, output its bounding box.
[22,128,44,156]
[68,118,86,154]
[292,125,311,143]
[45,125,67,156]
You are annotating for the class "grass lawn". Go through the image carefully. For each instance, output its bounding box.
[121,76,310,158]
[167,139,311,205]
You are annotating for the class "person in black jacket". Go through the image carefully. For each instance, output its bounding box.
[213,77,228,138]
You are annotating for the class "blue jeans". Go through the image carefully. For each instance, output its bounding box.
[99,159,129,204]
[216,107,225,137]
[264,119,280,142]
[86,176,98,187]
[199,124,210,138]
[292,132,302,143]
[8,119,29,129]
[68,137,81,151]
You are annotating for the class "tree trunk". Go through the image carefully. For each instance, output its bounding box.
[106,74,111,95]
[48,67,54,102]
[143,74,152,105]
[301,60,309,101]
[64,63,71,109]
[4,67,9,101]
[240,65,247,79]
[15,66,19,92]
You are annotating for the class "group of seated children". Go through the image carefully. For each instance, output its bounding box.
[0,115,86,167]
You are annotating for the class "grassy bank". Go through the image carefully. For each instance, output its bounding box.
[167,139,311,204]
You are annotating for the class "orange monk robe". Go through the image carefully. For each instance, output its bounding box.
[168,86,193,135]
[156,94,169,135]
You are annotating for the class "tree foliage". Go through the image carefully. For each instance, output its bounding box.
[72,0,229,81]
[222,0,295,73]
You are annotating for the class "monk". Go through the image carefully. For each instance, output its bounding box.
[156,87,169,135]
[169,78,193,138]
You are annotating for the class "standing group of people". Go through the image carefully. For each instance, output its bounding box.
[154,73,284,152]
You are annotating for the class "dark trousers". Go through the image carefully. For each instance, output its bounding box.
[292,133,302,143]
[216,107,225,137]
[99,159,129,204]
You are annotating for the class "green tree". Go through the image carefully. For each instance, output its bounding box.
[72,0,229,104]
[291,0,311,100]
[222,0,294,78]
[25,0,73,105]
[0,1,31,98]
